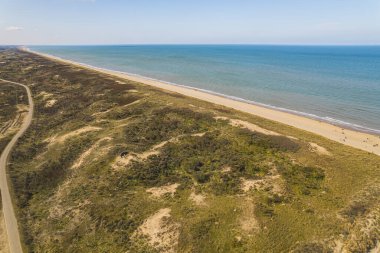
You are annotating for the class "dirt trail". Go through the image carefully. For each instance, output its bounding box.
[0,78,34,253]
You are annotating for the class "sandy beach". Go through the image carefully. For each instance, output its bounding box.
[24,48,380,156]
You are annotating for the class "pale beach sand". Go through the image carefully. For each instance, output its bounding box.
[23,48,380,156]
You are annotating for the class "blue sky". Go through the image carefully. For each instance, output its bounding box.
[1,0,380,45]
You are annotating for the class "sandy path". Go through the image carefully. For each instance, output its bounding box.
[24,49,380,156]
[0,79,33,253]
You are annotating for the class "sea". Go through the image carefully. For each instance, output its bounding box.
[29,45,380,135]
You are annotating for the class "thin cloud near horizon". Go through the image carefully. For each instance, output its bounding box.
[5,26,24,32]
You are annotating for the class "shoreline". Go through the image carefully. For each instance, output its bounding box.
[22,47,380,155]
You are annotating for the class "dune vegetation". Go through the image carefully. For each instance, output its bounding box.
[0,47,379,252]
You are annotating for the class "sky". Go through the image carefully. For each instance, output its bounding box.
[1,0,380,45]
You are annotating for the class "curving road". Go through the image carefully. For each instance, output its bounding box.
[0,78,34,253]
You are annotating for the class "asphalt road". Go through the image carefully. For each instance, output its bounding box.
[0,78,34,253]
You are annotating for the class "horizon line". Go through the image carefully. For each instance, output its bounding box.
[2,43,380,47]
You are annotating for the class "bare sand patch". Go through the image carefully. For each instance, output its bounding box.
[241,168,284,195]
[112,154,136,171]
[241,179,262,193]
[92,108,113,117]
[214,116,229,121]
[136,208,180,253]
[221,166,232,173]
[230,119,280,136]
[45,126,102,145]
[38,91,53,100]
[309,142,331,156]
[71,137,112,169]
[38,91,58,108]
[45,99,57,108]
[215,116,281,136]
[191,132,206,137]
[140,141,168,159]
[230,119,281,136]
[112,149,160,171]
[112,139,174,170]
[189,192,207,206]
[16,104,29,112]
[333,240,344,253]
[241,176,283,195]
[92,100,141,117]
[123,99,141,107]
[146,183,180,198]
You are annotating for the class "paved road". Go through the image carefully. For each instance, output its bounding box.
[0,78,34,253]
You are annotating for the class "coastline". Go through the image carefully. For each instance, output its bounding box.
[22,47,380,156]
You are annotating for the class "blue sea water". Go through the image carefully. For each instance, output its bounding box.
[29,45,380,134]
